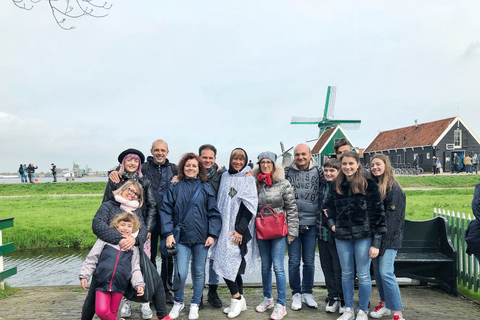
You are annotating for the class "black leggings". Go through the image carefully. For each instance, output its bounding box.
[224,274,244,296]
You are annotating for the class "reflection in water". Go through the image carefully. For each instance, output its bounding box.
[3,248,325,287]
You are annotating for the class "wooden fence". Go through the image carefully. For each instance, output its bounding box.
[0,218,16,289]
[434,208,480,292]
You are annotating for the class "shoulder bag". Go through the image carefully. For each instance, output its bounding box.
[255,206,288,240]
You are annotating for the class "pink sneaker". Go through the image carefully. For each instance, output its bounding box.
[256,297,274,312]
[270,303,287,320]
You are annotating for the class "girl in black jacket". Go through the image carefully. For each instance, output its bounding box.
[369,154,405,320]
[323,151,386,320]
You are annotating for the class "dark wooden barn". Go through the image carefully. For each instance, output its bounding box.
[363,116,480,173]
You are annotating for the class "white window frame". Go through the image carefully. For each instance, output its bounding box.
[454,129,462,148]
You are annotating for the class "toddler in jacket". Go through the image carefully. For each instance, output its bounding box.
[79,212,145,320]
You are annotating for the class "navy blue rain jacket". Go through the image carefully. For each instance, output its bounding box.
[159,178,222,244]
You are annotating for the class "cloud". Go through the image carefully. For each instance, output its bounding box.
[463,41,480,59]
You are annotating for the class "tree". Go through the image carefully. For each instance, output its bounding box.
[13,0,112,30]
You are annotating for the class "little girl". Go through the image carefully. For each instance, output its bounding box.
[80,212,145,320]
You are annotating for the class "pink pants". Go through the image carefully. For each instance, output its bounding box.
[95,290,123,320]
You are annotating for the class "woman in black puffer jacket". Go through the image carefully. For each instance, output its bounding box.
[323,151,386,320]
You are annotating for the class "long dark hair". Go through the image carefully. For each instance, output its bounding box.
[336,151,367,195]
[177,153,207,182]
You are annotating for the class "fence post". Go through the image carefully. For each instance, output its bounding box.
[0,218,16,290]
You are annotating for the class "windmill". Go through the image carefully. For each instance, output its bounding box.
[279,142,293,168]
[290,86,361,139]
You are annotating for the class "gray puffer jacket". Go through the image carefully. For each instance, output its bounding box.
[252,166,299,237]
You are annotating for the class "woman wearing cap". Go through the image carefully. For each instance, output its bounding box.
[103,148,159,320]
[211,148,260,319]
[251,151,298,320]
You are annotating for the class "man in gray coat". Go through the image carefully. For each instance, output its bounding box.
[284,144,323,311]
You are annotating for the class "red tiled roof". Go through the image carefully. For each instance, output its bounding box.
[364,117,456,152]
[311,128,335,153]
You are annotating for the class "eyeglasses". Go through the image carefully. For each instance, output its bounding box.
[127,187,140,199]
[260,161,273,165]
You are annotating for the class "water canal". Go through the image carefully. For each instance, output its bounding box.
[3,249,325,287]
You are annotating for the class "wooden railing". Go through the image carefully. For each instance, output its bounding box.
[434,208,479,292]
[0,218,16,289]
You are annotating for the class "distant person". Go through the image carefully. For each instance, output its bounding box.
[27,163,38,183]
[436,158,442,174]
[432,156,437,175]
[464,154,472,174]
[466,183,480,264]
[51,163,57,182]
[453,153,460,174]
[412,157,418,175]
[79,212,145,320]
[18,164,27,183]
[317,158,345,314]
[248,160,254,169]
[473,154,478,174]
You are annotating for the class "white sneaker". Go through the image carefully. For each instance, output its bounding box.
[256,297,274,312]
[169,301,184,319]
[337,307,354,320]
[325,299,339,313]
[188,303,199,320]
[227,295,247,318]
[356,309,368,320]
[291,293,302,310]
[120,299,132,318]
[141,302,153,319]
[369,302,391,318]
[301,293,318,309]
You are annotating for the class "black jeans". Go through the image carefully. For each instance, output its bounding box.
[151,230,174,292]
[81,275,168,320]
[318,238,343,300]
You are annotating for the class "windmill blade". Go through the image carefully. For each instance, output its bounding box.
[326,86,336,120]
[280,141,285,153]
[284,146,293,154]
[291,116,323,124]
[336,121,361,130]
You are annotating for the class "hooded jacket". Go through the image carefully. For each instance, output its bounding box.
[284,158,324,226]
[160,177,222,244]
[466,183,480,256]
[252,166,299,237]
[323,178,386,248]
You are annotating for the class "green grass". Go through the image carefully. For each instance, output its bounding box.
[0,195,102,250]
[397,175,480,188]
[0,182,106,196]
[0,284,20,299]
[405,188,475,220]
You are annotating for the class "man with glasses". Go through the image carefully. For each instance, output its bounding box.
[284,144,323,311]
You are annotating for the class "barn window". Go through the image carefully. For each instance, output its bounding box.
[454,129,462,148]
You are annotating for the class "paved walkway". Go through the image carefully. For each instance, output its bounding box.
[1,284,479,320]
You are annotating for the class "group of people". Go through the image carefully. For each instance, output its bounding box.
[452,153,479,174]
[79,138,406,320]
[18,163,38,183]
[17,163,57,182]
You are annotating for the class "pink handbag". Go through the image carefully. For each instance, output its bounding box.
[255,206,288,240]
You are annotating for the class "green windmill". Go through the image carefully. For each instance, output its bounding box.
[290,86,361,137]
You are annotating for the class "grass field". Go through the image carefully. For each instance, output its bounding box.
[0,178,478,250]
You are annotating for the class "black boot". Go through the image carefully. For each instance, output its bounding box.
[207,284,222,308]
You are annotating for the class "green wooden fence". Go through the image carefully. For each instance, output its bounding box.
[434,208,480,292]
[0,218,17,289]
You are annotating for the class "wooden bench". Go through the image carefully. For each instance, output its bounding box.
[394,217,457,295]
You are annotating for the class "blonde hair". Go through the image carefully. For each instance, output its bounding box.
[113,180,144,207]
[110,211,141,233]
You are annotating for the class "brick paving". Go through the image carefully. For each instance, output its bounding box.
[1,284,480,320]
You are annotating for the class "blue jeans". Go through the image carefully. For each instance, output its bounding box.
[288,225,316,295]
[258,236,287,306]
[207,258,219,285]
[174,243,208,304]
[21,175,27,183]
[372,249,403,311]
[335,237,372,312]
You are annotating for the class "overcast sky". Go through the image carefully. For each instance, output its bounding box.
[1,0,479,173]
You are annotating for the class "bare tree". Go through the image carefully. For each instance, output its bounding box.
[13,0,112,30]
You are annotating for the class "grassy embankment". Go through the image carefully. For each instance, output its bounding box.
[0,177,479,250]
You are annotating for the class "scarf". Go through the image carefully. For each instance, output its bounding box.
[123,171,139,180]
[257,172,273,186]
[114,194,139,213]
[207,163,219,180]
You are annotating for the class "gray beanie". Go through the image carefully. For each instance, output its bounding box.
[257,151,277,163]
